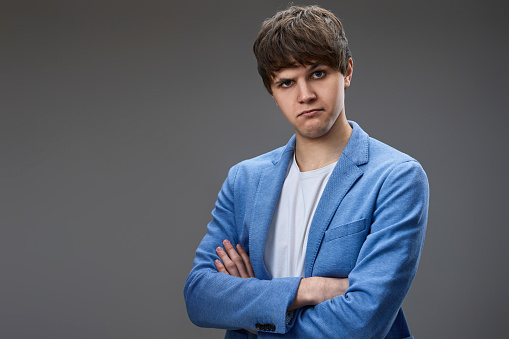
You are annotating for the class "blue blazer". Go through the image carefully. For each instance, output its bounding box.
[184,121,429,338]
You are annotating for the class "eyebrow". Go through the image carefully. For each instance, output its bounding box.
[273,63,324,85]
[308,63,322,72]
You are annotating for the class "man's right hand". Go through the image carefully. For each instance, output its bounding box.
[214,239,258,335]
[215,239,255,279]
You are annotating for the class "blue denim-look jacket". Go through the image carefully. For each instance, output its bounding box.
[184,121,429,338]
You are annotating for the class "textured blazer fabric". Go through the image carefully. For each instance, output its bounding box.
[184,121,429,339]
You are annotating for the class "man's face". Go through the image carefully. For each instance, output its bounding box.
[270,60,352,140]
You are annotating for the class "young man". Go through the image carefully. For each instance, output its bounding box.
[184,5,428,338]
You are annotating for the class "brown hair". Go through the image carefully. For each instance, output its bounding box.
[253,5,352,94]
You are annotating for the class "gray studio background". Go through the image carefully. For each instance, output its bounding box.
[2,0,508,338]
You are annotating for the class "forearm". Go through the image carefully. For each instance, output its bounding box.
[185,262,301,333]
[260,262,417,338]
[282,224,426,336]
[281,272,412,338]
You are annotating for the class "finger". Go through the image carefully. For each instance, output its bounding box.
[236,244,255,278]
[216,246,240,277]
[223,240,249,278]
[214,259,229,275]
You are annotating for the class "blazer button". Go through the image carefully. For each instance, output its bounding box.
[255,323,276,331]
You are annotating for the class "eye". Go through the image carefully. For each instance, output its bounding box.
[281,80,294,88]
[312,70,325,79]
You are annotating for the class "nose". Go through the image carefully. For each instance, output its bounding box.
[297,82,316,103]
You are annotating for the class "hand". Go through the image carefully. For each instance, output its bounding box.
[215,240,258,335]
[288,276,349,311]
[215,240,255,279]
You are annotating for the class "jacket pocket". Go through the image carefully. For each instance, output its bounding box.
[313,218,369,277]
[323,218,368,243]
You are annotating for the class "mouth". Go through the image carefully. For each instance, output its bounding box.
[298,108,323,117]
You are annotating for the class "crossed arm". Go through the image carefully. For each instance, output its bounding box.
[215,240,349,311]
[215,239,349,335]
[185,160,428,336]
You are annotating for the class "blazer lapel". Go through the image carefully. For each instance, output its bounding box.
[249,137,295,280]
[304,121,369,277]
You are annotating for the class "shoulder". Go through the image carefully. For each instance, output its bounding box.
[368,135,415,164]
[238,144,287,170]
[364,136,428,195]
[220,142,291,193]
[228,139,293,178]
[346,120,421,169]
[361,133,423,173]
[345,121,427,190]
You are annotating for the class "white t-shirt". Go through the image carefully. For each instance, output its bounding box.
[263,154,337,278]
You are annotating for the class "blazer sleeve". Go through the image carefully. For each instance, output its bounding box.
[183,164,302,334]
[260,160,429,338]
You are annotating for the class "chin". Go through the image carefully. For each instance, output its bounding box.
[297,127,331,139]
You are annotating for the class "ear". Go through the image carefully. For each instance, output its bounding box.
[270,92,278,106]
[344,58,353,88]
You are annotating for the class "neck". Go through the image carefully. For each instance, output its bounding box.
[294,113,352,172]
